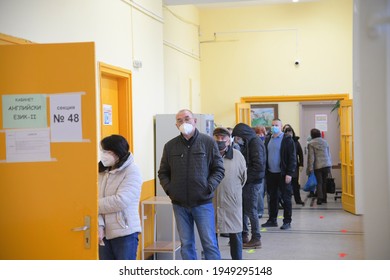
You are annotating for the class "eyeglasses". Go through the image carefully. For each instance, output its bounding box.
[176,117,193,125]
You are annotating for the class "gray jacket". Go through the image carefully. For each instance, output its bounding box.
[307,137,332,174]
[158,128,225,208]
[214,147,247,234]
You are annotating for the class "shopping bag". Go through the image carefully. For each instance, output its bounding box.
[326,174,336,194]
[303,172,317,192]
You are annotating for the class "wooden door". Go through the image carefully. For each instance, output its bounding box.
[99,63,133,150]
[339,99,355,213]
[0,42,98,259]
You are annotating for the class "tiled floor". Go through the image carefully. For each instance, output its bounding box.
[218,192,364,260]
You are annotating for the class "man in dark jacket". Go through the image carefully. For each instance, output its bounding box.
[232,123,266,248]
[262,118,296,230]
[158,109,225,260]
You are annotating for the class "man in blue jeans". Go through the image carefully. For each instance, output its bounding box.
[158,109,225,260]
[232,123,266,248]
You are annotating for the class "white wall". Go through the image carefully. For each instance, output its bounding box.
[0,0,165,181]
[163,5,201,113]
[354,0,390,259]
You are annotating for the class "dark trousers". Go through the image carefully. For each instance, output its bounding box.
[292,176,303,204]
[266,172,293,224]
[217,233,242,260]
[314,167,331,201]
[242,182,261,240]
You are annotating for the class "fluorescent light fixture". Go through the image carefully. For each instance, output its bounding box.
[293,0,299,2]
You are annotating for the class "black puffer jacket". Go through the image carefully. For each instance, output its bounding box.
[158,129,225,208]
[232,123,266,184]
[264,133,296,177]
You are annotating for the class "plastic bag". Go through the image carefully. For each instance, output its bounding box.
[304,172,317,192]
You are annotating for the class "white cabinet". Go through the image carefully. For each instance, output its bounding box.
[141,196,181,260]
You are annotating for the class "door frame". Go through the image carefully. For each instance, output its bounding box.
[239,94,350,104]
[236,93,354,212]
[98,62,133,152]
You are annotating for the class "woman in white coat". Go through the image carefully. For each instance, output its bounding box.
[98,135,142,260]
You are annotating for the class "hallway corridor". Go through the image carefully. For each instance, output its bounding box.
[219,192,364,260]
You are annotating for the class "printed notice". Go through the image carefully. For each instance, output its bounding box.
[315,114,328,132]
[6,128,51,162]
[103,104,112,125]
[2,94,47,129]
[50,93,83,142]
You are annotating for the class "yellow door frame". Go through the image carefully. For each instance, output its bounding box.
[98,62,133,152]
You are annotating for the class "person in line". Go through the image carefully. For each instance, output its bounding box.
[254,125,267,218]
[158,109,225,260]
[306,128,332,205]
[98,134,143,260]
[232,123,266,248]
[262,118,296,230]
[283,124,305,206]
[213,127,247,260]
[227,127,241,150]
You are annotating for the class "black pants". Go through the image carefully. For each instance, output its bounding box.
[292,176,303,204]
[266,172,293,224]
[314,167,331,201]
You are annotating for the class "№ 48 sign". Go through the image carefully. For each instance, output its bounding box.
[50,93,83,142]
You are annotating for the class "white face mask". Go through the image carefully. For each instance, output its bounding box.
[179,123,194,135]
[100,152,117,167]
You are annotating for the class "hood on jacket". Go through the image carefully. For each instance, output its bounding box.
[232,123,257,142]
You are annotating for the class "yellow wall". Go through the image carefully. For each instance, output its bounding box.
[199,0,353,127]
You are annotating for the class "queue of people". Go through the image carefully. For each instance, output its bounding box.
[97,108,331,260]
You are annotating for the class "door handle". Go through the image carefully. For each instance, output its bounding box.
[72,225,88,231]
[71,216,91,249]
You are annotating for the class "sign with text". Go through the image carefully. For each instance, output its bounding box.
[6,128,51,162]
[2,94,47,129]
[50,93,83,142]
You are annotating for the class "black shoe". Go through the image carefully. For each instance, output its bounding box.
[317,199,322,205]
[296,201,305,206]
[261,221,278,227]
[322,199,327,204]
[280,223,291,230]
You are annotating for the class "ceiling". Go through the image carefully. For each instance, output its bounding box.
[163,0,319,8]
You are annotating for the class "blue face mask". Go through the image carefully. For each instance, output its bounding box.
[271,126,280,134]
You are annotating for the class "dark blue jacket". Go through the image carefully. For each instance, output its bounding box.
[264,133,296,177]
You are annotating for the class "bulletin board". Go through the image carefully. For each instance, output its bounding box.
[0,42,98,259]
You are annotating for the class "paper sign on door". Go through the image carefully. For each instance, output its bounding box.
[50,93,83,142]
